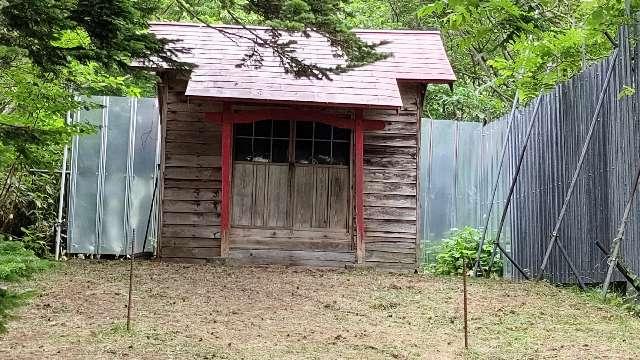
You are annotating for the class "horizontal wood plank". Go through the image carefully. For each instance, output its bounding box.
[364,181,416,196]
[364,193,417,208]
[364,169,417,183]
[167,100,222,112]
[166,120,220,131]
[363,110,418,123]
[231,238,351,252]
[166,130,221,143]
[165,155,222,168]
[365,134,417,147]
[230,249,355,263]
[164,188,220,201]
[364,156,417,170]
[166,141,221,155]
[163,212,220,225]
[163,237,221,248]
[164,179,221,190]
[161,246,221,258]
[364,206,416,221]
[163,200,219,213]
[366,231,416,239]
[365,145,417,158]
[230,227,349,239]
[165,167,221,180]
[365,250,416,264]
[365,241,415,253]
[162,225,219,238]
[365,220,416,234]
[167,111,205,122]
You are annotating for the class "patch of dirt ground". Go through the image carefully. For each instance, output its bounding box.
[2,261,640,359]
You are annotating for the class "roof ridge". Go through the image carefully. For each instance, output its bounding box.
[148,21,442,35]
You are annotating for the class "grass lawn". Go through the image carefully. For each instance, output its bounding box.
[1,260,640,359]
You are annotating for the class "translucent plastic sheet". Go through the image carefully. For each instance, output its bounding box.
[68,96,160,256]
[420,119,509,266]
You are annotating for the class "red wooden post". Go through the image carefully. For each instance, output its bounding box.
[354,110,365,264]
[220,104,233,257]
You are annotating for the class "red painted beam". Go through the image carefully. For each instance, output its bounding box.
[354,110,365,264]
[220,104,232,257]
[205,108,384,131]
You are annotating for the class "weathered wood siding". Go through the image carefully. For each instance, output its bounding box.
[363,83,422,271]
[159,77,423,269]
[160,75,223,262]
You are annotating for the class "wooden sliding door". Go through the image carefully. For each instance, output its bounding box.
[231,120,351,233]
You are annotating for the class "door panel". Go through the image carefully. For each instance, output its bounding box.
[293,166,315,229]
[313,167,329,228]
[265,165,290,227]
[231,119,350,232]
[329,168,349,229]
[252,164,268,226]
[231,163,254,226]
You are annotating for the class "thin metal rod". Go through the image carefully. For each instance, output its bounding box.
[55,112,72,261]
[485,97,543,277]
[54,145,69,261]
[127,228,136,331]
[473,94,519,275]
[556,240,586,290]
[490,242,531,280]
[602,160,640,296]
[596,241,640,293]
[536,47,620,282]
[462,259,468,350]
[142,168,160,252]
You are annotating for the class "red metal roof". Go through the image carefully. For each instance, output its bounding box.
[149,22,456,108]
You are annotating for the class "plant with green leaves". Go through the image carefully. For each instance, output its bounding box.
[0,238,51,333]
[426,227,502,276]
[418,0,635,103]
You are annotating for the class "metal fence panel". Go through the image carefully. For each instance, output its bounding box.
[68,96,160,256]
[420,28,640,284]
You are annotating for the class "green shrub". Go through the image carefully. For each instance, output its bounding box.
[0,239,51,282]
[426,227,502,276]
[0,239,51,333]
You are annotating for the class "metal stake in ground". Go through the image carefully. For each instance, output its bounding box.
[482,97,544,280]
[602,161,640,297]
[535,47,620,284]
[473,94,519,276]
[462,259,468,350]
[127,228,136,331]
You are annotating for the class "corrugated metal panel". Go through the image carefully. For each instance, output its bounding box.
[68,96,160,256]
[421,28,640,284]
[147,22,455,108]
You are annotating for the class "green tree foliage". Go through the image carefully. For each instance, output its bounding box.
[345,0,635,120]
[0,0,173,253]
[419,0,634,103]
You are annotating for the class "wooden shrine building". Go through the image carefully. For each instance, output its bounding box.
[147,22,456,271]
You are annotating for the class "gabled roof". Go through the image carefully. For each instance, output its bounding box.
[149,22,456,108]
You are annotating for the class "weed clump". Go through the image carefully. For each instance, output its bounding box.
[0,239,51,333]
[424,227,502,276]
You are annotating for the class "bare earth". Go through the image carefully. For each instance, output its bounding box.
[2,261,640,359]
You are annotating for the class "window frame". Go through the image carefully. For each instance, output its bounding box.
[233,120,351,167]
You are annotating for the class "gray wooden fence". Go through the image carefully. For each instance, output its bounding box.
[421,26,640,284]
